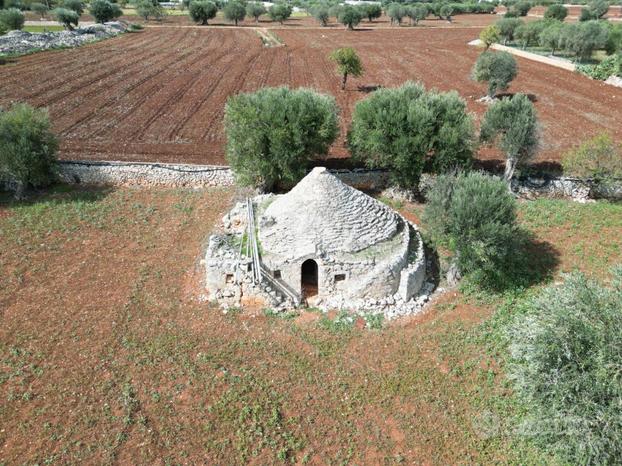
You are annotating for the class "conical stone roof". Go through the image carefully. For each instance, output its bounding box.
[258,167,400,258]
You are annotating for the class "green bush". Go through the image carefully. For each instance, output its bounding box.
[53,7,79,29]
[471,50,518,98]
[543,3,567,21]
[224,87,339,191]
[349,81,474,190]
[507,268,622,464]
[423,171,519,284]
[0,103,58,199]
[268,3,291,24]
[89,0,122,23]
[188,0,217,24]
[562,133,622,182]
[480,94,539,182]
[223,0,245,25]
[246,1,266,22]
[0,8,25,31]
[577,53,622,80]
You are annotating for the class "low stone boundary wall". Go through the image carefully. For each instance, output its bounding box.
[14,160,620,202]
[57,160,235,187]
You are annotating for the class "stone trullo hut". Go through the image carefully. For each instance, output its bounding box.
[205,167,430,316]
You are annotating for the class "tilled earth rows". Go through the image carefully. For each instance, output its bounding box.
[1,26,621,167]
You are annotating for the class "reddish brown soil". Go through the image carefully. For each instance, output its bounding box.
[2,24,621,168]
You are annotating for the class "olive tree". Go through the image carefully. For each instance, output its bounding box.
[223,0,245,25]
[423,171,519,285]
[439,4,453,22]
[496,17,522,44]
[514,20,546,49]
[579,0,608,20]
[189,0,217,24]
[349,82,475,190]
[329,47,363,90]
[480,93,539,183]
[407,4,427,25]
[387,3,406,25]
[479,24,500,49]
[268,3,292,24]
[544,3,567,21]
[135,0,166,21]
[0,103,58,199]
[564,21,609,62]
[89,0,122,23]
[337,5,361,30]
[472,50,518,98]
[31,2,49,18]
[61,0,83,15]
[362,3,381,22]
[53,7,79,29]
[539,21,564,55]
[224,87,339,191]
[0,8,25,30]
[246,2,266,23]
[312,4,329,26]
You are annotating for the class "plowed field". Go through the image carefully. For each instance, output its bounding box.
[1,26,621,167]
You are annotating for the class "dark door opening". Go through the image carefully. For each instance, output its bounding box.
[301,259,318,298]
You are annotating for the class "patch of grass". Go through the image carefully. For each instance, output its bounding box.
[317,310,355,334]
[23,25,65,32]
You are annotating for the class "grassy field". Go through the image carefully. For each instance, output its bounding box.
[1,186,620,464]
[23,25,65,33]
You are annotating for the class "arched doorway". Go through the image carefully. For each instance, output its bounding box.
[301,259,318,298]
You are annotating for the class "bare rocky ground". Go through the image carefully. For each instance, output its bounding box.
[0,22,125,55]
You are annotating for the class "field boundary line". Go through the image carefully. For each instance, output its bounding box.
[469,39,576,72]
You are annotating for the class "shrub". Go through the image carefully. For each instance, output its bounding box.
[362,3,381,22]
[605,23,622,55]
[506,268,622,464]
[349,82,474,189]
[495,17,522,44]
[89,0,122,23]
[471,50,518,98]
[311,4,329,26]
[562,133,622,182]
[53,7,79,29]
[0,8,25,31]
[224,87,339,191]
[188,0,217,24]
[223,0,245,25]
[0,103,58,199]
[30,2,49,18]
[246,2,266,22]
[268,3,291,24]
[480,94,539,182]
[329,47,363,90]
[337,5,361,30]
[61,0,83,15]
[480,24,500,49]
[512,0,532,16]
[423,171,519,284]
[543,3,567,21]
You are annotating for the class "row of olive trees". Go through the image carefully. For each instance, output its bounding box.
[186,0,292,26]
[481,17,620,62]
[225,47,538,193]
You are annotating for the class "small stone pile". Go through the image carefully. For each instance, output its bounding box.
[0,22,126,55]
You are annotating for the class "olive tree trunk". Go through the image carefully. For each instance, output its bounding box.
[341,71,348,90]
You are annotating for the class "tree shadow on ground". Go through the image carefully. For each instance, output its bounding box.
[477,228,561,293]
[0,183,114,211]
[496,92,538,103]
